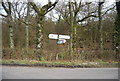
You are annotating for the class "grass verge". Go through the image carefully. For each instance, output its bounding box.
[0,59,118,68]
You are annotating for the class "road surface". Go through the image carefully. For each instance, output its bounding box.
[2,66,118,79]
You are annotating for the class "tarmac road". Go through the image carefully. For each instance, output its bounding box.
[2,66,118,79]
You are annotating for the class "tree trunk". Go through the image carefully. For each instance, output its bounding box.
[25,3,30,52]
[0,20,2,59]
[8,16,14,49]
[36,19,43,49]
[115,1,120,61]
[98,1,104,59]
[35,18,44,61]
[26,25,29,51]
[115,1,120,47]
[69,1,74,61]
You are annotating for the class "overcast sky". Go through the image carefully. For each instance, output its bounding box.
[33,0,115,6]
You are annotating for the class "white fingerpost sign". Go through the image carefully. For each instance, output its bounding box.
[59,35,70,39]
[48,34,58,39]
[48,34,70,44]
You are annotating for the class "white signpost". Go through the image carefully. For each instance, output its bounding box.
[48,34,70,44]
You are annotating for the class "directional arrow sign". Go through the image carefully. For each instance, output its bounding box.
[48,34,70,39]
[57,39,67,44]
[59,35,70,39]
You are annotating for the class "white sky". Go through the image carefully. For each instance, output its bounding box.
[33,0,115,5]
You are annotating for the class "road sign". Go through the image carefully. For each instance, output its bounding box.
[48,34,70,44]
[48,34,70,39]
[48,34,58,39]
[59,35,70,39]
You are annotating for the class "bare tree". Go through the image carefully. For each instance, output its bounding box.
[98,1,104,58]
[28,0,59,60]
[25,2,30,52]
[1,1,14,49]
[29,0,59,49]
[97,1,115,58]
[55,1,97,59]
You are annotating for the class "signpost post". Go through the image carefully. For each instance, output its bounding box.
[48,34,70,60]
[48,34,70,44]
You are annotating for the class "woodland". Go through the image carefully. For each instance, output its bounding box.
[0,0,120,66]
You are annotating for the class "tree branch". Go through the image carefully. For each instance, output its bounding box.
[29,2,42,16]
[116,1,120,14]
[0,13,7,17]
[18,18,34,27]
[44,6,55,15]
[77,15,97,22]
[43,0,59,15]
[8,2,12,15]
[30,0,59,17]
[1,2,9,14]
[102,5,115,16]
